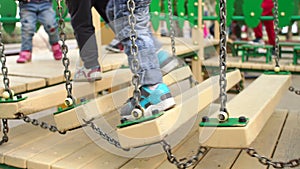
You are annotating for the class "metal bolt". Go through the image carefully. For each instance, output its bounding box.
[238,116,247,123]
[202,116,209,122]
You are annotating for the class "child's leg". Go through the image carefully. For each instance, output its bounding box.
[94,0,110,24]
[37,2,59,45]
[262,7,275,46]
[19,3,38,51]
[65,0,100,69]
[110,0,175,121]
[112,0,162,85]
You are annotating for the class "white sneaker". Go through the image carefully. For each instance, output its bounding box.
[73,66,102,82]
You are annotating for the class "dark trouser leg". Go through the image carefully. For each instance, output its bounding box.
[66,0,99,68]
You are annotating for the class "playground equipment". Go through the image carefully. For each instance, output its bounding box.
[0,0,299,168]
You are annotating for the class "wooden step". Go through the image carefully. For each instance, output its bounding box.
[117,69,242,149]
[199,73,291,148]
[53,66,194,132]
[0,68,132,118]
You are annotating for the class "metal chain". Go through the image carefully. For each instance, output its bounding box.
[0,119,9,145]
[288,86,300,95]
[219,0,228,115]
[245,148,300,168]
[0,31,11,145]
[56,0,75,103]
[83,119,130,151]
[0,32,13,99]
[161,140,208,169]
[273,0,280,67]
[16,113,66,134]
[167,0,176,57]
[127,0,142,110]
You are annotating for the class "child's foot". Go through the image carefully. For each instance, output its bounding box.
[120,83,175,123]
[52,43,62,60]
[16,51,32,63]
[251,38,265,45]
[73,66,102,82]
[105,38,124,53]
[157,50,183,75]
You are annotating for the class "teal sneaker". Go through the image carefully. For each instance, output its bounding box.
[157,50,184,75]
[120,83,175,123]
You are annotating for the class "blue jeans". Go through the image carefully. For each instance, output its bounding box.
[19,1,59,51]
[106,0,162,86]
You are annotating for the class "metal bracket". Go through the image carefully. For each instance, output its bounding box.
[54,99,90,115]
[0,95,27,103]
[117,112,164,128]
[199,117,249,127]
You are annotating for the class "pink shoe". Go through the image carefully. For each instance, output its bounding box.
[17,51,32,63]
[52,43,62,60]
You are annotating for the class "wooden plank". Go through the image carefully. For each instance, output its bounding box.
[92,7,102,63]
[121,105,219,169]
[26,130,92,169]
[0,80,26,94]
[0,68,132,118]
[154,105,219,169]
[199,74,291,148]
[52,113,145,169]
[53,66,193,131]
[0,115,55,163]
[231,109,288,169]
[0,75,45,93]
[5,48,127,86]
[117,70,242,149]
[51,142,106,169]
[194,149,240,169]
[4,131,80,168]
[194,110,287,169]
[10,76,46,91]
[6,54,67,85]
[269,110,300,169]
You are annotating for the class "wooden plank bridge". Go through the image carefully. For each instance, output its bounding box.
[0,37,299,169]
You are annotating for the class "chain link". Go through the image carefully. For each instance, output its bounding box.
[273,0,280,67]
[83,118,130,151]
[167,0,176,57]
[55,0,75,103]
[245,148,300,168]
[161,140,208,169]
[16,113,66,134]
[219,0,228,115]
[127,0,142,110]
[0,119,9,145]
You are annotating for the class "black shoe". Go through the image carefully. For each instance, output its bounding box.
[105,38,124,53]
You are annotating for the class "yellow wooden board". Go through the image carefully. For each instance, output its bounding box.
[231,109,288,169]
[199,74,291,148]
[117,70,242,149]
[0,115,55,164]
[269,110,300,169]
[0,80,26,94]
[195,110,287,169]
[0,68,132,118]
[5,48,127,86]
[0,75,46,93]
